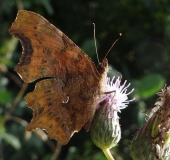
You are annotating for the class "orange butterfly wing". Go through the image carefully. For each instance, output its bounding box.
[9,10,100,83]
[9,10,108,144]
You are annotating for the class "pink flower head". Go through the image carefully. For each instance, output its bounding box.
[91,76,134,154]
[98,77,134,112]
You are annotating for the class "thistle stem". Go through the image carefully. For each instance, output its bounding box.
[102,148,115,160]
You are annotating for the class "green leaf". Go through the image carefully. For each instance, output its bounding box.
[92,152,107,160]
[41,0,54,15]
[0,125,5,133]
[65,146,77,160]
[81,39,97,58]
[0,132,21,150]
[136,74,165,98]
[0,37,18,67]
[0,90,13,104]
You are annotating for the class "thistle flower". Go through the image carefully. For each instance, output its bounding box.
[91,77,134,160]
[130,86,170,160]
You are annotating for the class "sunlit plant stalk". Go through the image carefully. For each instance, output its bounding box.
[103,148,115,160]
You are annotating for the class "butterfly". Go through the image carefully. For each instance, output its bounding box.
[9,10,108,145]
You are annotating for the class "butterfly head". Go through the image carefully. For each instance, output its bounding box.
[97,58,108,75]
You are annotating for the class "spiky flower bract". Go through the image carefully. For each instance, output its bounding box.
[130,86,170,160]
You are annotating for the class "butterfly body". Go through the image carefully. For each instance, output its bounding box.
[9,10,108,144]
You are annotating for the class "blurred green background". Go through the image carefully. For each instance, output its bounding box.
[0,0,169,159]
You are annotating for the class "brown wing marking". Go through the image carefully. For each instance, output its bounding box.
[26,76,101,144]
[9,10,100,83]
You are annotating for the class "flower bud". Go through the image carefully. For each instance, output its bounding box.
[91,77,134,159]
[91,99,121,150]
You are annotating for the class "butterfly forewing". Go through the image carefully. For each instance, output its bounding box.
[9,10,108,144]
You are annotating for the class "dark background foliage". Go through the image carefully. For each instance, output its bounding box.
[0,0,169,159]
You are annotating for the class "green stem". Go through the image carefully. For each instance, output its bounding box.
[102,148,115,160]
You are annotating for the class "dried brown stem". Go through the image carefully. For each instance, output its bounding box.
[0,64,23,87]
[9,116,28,127]
[50,142,62,160]
[1,82,28,125]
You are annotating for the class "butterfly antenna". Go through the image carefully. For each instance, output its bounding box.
[93,23,100,64]
[104,33,122,59]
